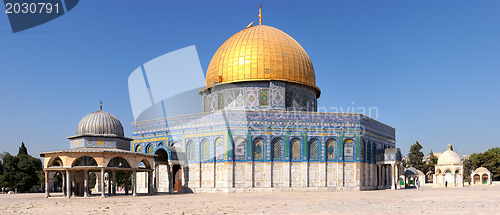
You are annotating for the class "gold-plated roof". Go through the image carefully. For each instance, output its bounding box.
[205,25,319,96]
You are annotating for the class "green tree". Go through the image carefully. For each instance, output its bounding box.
[423,150,438,174]
[471,147,500,181]
[0,143,42,192]
[408,141,425,172]
[18,142,28,156]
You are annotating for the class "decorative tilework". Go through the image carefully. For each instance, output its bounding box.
[285,91,292,108]
[343,139,354,161]
[246,90,258,107]
[225,90,235,108]
[235,90,244,108]
[218,93,224,110]
[201,140,210,161]
[259,89,269,106]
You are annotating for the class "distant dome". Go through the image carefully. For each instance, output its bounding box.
[77,110,124,137]
[437,145,461,165]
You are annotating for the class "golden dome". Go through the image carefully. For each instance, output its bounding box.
[205,24,320,96]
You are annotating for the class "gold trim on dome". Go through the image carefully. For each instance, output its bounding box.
[204,25,320,97]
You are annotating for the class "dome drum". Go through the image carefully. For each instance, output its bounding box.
[201,80,317,112]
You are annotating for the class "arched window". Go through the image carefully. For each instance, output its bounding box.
[234,138,246,160]
[253,138,264,160]
[107,157,130,168]
[201,139,211,161]
[308,139,319,160]
[343,139,355,161]
[135,144,142,152]
[187,141,195,161]
[326,138,336,160]
[146,144,154,154]
[271,137,283,160]
[290,138,301,160]
[215,137,224,161]
[73,156,97,167]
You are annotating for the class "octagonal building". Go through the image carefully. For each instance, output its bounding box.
[131,11,401,193]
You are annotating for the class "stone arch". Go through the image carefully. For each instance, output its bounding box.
[233,137,246,161]
[290,138,301,160]
[72,156,98,167]
[326,138,336,160]
[308,138,319,161]
[473,173,480,184]
[155,148,169,163]
[139,159,152,169]
[48,156,64,167]
[186,140,196,161]
[107,157,131,168]
[271,137,284,161]
[482,173,489,184]
[253,137,264,160]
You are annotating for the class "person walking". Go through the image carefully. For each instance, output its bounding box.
[445,181,448,188]
[417,180,421,191]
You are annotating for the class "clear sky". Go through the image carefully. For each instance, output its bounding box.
[0,0,499,158]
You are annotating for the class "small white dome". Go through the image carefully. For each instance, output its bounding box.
[437,144,461,165]
[77,110,124,137]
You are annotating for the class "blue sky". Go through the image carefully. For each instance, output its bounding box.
[0,0,499,158]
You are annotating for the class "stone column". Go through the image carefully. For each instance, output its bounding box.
[111,171,116,196]
[84,170,89,197]
[390,163,395,190]
[100,168,105,197]
[154,165,158,192]
[44,171,50,198]
[148,171,154,194]
[132,171,137,196]
[66,171,71,198]
[168,165,174,193]
[62,172,66,196]
[125,172,129,195]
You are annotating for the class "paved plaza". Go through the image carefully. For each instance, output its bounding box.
[1,185,499,214]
